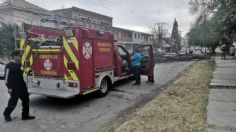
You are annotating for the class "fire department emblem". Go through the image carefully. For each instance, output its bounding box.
[83,42,92,59]
[44,59,52,71]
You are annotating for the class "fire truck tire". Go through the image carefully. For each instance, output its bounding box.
[97,78,110,97]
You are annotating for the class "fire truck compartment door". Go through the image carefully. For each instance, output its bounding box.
[33,52,64,78]
[137,45,155,76]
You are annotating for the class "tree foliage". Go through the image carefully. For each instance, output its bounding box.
[171,19,181,51]
[188,0,236,52]
[188,20,218,53]
[0,23,18,55]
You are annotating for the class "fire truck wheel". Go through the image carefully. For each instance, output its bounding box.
[97,78,110,97]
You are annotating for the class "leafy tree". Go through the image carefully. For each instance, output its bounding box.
[187,21,219,53]
[188,0,236,52]
[209,0,236,43]
[0,23,18,55]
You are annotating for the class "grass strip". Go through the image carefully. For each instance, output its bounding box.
[112,60,215,132]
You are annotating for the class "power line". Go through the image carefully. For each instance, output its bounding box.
[93,0,156,27]
[98,0,136,15]
[86,0,137,18]
[81,0,152,28]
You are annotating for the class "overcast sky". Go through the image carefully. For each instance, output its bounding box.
[27,0,196,36]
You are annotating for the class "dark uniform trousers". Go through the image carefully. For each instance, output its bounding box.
[4,89,29,117]
[132,65,141,84]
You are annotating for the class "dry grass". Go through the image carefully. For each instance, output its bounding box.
[102,60,215,132]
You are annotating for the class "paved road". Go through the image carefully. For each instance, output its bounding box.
[0,61,194,132]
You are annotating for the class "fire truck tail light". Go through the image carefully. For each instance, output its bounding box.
[68,82,78,88]
[67,62,75,70]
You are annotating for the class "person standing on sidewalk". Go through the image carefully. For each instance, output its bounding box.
[131,49,142,85]
[2,50,35,122]
[221,44,226,60]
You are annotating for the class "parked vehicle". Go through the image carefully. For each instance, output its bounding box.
[0,60,6,77]
[18,25,155,98]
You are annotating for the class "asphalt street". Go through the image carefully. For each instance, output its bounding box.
[0,61,194,132]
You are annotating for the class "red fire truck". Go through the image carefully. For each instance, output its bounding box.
[19,25,154,98]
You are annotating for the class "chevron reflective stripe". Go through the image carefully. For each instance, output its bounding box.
[20,39,33,77]
[21,45,31,65]
[63,37,79,69]
[64,74,69,80]
[23,55,33,76]
[20,39,25,49]
[64,56,78,80]
[32,49,61,52]
[72,37,79,50]
[83,88,98,95]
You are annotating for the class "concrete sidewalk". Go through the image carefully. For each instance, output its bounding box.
[208,56,236,132]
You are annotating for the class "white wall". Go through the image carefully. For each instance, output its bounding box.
[0,8,56,28]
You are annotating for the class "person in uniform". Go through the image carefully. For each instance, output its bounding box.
[130,49,142,85]
[3,50,35,122]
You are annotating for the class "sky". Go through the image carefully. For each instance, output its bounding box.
[27,0,196,36]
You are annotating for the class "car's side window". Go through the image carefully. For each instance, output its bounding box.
[118,46,127,56]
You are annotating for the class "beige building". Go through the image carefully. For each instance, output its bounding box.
[0,0,153,47]
[132,31,153,44]
[112,27,153,45]
[52,7,113,30]
[112,27,132,43]
[0,0,54,27]
[0,0,112,30]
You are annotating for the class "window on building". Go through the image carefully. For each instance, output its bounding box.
[128,33,132,38]
[81,17,87,21]
[101,22,109,27]
[118,32,122,38]
[135,34,137,38]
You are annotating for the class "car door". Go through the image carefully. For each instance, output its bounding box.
[137,45,155,79]
[114,45,131,76]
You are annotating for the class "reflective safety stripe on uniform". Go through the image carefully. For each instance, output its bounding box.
[63,37,79,81]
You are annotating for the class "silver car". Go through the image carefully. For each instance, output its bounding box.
[0,60,6,77]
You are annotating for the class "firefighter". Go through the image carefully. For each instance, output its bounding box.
[3,50,35,122]
[131,49,142,85]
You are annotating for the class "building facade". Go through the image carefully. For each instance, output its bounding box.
[52,7,113,30]
[112,27,153,45]
[0,0,153,48]
[0,0,53,27]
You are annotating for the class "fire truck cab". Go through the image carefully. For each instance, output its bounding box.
[19,25,154,98]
